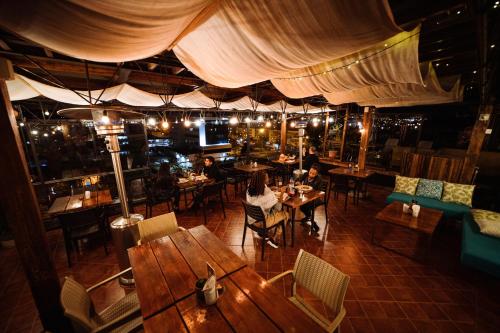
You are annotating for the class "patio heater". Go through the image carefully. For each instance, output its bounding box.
[294,121,308,179]
[58,106,144,284]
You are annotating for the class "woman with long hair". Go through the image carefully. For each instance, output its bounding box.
[246,171,288,248]
[154,162,180,211]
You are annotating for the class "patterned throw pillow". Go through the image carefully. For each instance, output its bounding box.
[471,209,500,238]
[415,179,443,200]
[394,176,419,195]
[441,182,475,207]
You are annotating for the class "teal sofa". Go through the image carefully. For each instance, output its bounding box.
[386,192,470,219]
[461,213,500,278]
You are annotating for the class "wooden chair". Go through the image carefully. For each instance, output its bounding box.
[268,249,350,332]
[331,174,357,211]
[60,268,142,333]
[241,200,286,260]
[58,208,108,267]
[200,181,226,224]
[137,212,184,244]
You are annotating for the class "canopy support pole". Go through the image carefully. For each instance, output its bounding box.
[280,111,287,154]
[322,111,330,156]
[358,106,374,170]
[0,58,71,333]
[339,106,350,161]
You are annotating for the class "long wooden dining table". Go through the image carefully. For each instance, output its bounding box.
[47,189,114,215]
[128,225,323,332]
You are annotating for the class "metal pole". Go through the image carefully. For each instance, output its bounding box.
[107,135,130,218]
[299,135,303,173]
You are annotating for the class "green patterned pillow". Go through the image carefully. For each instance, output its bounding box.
[441,182,474,207]
[471,209,500,238]
[415,179,443,200]
[394,176,419,195]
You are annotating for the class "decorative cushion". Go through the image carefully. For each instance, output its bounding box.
[394,176,419,195]
[441,182,475,207]
[415,179,443,200]
[471,209,500,238]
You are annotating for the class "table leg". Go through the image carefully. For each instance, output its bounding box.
[291,208,296,247]
[310,201,317,235]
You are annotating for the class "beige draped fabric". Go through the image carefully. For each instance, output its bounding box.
[0,0,214,62]
[324,63,463,107]
[174,0,402,88]
[271,26,422,98]
[7,74,334,112]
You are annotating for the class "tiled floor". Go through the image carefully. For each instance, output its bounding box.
[1,184,499,332]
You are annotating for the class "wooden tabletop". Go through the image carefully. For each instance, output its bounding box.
[47,189,113,215]
[177,177,213,190]
[131,225,323,332]
[328,167,374,179]
[233,163,273,173]
[281,190,325,209]
[272,159,298,165]
[375,201,443,235]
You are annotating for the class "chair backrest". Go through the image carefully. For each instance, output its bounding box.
[292,249,350,315]
[241,200,266,223]
[319,177,330,203]
[58,208,101,231]
[202,181,224,197]
[60,277,96,333]
[137,212,179,244]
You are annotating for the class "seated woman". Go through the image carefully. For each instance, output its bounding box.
[154,163,180,211]
[298,163,323,233]
[246,171,288,248]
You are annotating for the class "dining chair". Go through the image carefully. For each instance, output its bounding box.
[222,167,247,199]
[137,212,184,244]
[144,178,174,218]
[200,181,226,224]
[241,200,286,260]
[331,174,357,211]
[58,208,108,267]
[60,268,142,333]
[313,177,331,223]
[268,249,350,332]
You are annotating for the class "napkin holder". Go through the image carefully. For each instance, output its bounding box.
[412,204,421,218]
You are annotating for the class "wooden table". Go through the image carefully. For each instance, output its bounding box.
[328,167,374,179]
[372,201,443,260]
[319,158,349,168]
[176,177,213,209]
[47,189,113,215]
[128,225,323,332]
[233,163,273,173]
[272,159,298,165]
[282,190,325,247]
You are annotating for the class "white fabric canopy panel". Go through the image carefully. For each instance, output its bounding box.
[174,0,402,88]
[324,63,463,108]
[0,0,215,62]
[7,74,334,113]
[271,26,422,98]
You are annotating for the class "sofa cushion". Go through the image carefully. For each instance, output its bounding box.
[386,192,469,218]
[441,182,474,207]
[394,175,419,195]
[471,209,500,238]
[415,179,443,200]
[461,213,500,278]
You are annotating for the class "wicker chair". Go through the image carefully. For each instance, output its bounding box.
[137,212,184,244]
[268,249,350,332]
[241,200,286,260]
[60,268,142,333]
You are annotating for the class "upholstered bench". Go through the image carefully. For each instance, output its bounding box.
[461,210,500,278]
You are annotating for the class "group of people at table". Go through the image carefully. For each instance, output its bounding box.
[150,146,324,247]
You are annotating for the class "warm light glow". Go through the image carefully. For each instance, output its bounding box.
[313,122,319,127]
[265,121,272,128]
[19,122,24,127]
[56,125,62,131]
[31,130,38,135]
[184,119,191,127]
[43,133,49,137]
[147,117,157,126]
[328,117,334,123]
[259,128,265,133]
[101,115,110,124]
[290,121,296,128]
[44,111,50,116]
[229,116,239,125]
[244,117,251,123]
[257,115,264,122]
[161,120,169,129]
[194,119,202,127]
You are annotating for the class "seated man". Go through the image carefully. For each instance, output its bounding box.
[202,156,224,182]
[299,163,323,233]
[303,146,319,171]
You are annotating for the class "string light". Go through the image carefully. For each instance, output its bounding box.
[290,121,296,128]
[43,133,49,137]
[265,121,272,128]
[19,122,25,127]
[147,118,157,126]
[244,117,251,123]
[161,120,169,129]
[257,115,264,122]
[31,130,38,135]
[101,115,110,124]
[56,125,62,131]
[229,116,238,125]
[184,119,191,127]
[44,111,50,116]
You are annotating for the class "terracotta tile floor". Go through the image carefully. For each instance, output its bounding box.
[1,184,500,332]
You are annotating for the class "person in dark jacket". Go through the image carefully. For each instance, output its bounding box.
[202,156,223,181]
[154,162,180,211]
[303,146,319,171]
[299,163,323,232]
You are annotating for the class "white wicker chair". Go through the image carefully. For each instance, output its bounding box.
[137,212,184,244]
[60,268,142,333]
[268,249,350,332]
